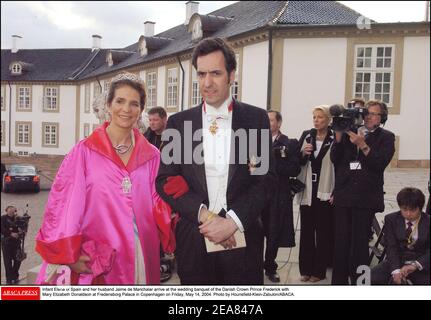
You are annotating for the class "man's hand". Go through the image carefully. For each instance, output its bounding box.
[346,131,367,149]
[392,272,405,285]
[68,255,92,274]
[220,235,237,249]
[10,232,19,239]
[335,131,343,143]
[199,215,238,245]
[400,264,417,278]
[198,207,212,224]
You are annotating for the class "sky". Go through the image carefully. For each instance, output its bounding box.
[1,1,429,50]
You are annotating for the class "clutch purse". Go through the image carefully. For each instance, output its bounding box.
[289,177,306,194]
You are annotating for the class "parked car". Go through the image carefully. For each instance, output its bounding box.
[2,165,40,193]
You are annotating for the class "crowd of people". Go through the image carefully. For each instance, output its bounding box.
[5,37,426,286]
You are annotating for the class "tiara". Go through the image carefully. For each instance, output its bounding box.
[111,72,144,85]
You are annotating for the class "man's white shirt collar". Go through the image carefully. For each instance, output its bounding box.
[204,95,233,117]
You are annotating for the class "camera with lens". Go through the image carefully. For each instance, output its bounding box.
[14,212,31,238]
[274,145,288,158]
[329,102,368,132]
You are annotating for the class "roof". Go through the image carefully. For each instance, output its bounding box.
[1,49,98,81]
[1,1,370,82]
[277,1,365,25]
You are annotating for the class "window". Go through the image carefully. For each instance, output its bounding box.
[16,122,31,146]
[1,85,5,111]
[230,53,240,100]
[1,121,5,146]
[146,71,157,108]
[139,39,147,56]
[191,70,202,106]
[84,83,90,113]
[11,63,22,75]
[84,123,90,138]
[93,81,102,98]
[44,87,58,111]
[166,67,178,108]
[191,19,203,42]
[17,86,31,110]
[353,45,394,105]
[42,122,59,147]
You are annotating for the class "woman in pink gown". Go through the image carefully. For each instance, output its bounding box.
[35,73,174,285]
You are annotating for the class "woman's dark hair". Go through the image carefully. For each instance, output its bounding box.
[397,187,425,211]
[192,37,237,74]
[107,77,146,112]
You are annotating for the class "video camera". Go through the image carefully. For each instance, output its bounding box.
[13,205,31,262]
[329,101,368,132]
[14,212,31,238]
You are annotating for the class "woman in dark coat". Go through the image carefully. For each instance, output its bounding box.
[296,105,335,283]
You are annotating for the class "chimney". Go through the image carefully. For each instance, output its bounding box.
[185,1,199,25]
[144,21,155,37]
[11,35,22,53]
[92,34,102,51]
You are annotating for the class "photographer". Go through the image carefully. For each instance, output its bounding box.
[330,100,395,285]
[263,110,300,282]
[1,206,22,284]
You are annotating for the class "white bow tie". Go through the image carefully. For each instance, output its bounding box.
[206,114,229,122]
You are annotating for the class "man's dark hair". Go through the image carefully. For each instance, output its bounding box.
[397,187,425,211]
[192,37,237,74]
[147,106,167,119]
[267,110,282,122]
[5,206,15,212]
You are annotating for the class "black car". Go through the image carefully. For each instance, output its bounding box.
[2,165,40,193]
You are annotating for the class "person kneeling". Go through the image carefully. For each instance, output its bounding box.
[371,187,430,285]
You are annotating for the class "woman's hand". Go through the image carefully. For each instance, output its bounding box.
[302,143,314,157]
[68,255,92,274]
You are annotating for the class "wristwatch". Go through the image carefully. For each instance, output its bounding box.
[404,260,420,269]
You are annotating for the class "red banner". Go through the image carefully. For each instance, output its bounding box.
[1,287,40,300]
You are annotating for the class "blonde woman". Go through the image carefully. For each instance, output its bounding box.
[296,105,335,283]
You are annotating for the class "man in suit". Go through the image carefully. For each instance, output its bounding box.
[371,187,430,285]
[330,100,395,285]
[156,37,274,285]
[263,110,300,282]
[143,106,172,282]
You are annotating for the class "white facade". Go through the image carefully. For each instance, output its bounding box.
[2,31,429,163]
[385,36,430,160]
[276,36,430,162]
[241,41,269,109]
[280,37,347,138]
[1,84,78,155]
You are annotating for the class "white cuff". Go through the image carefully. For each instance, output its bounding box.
[414,261,423,271]
[226,209,244,232]
[198,204,207,223]
[391,269,401,275]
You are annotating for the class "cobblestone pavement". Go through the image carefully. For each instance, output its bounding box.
[1,168,429,285]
